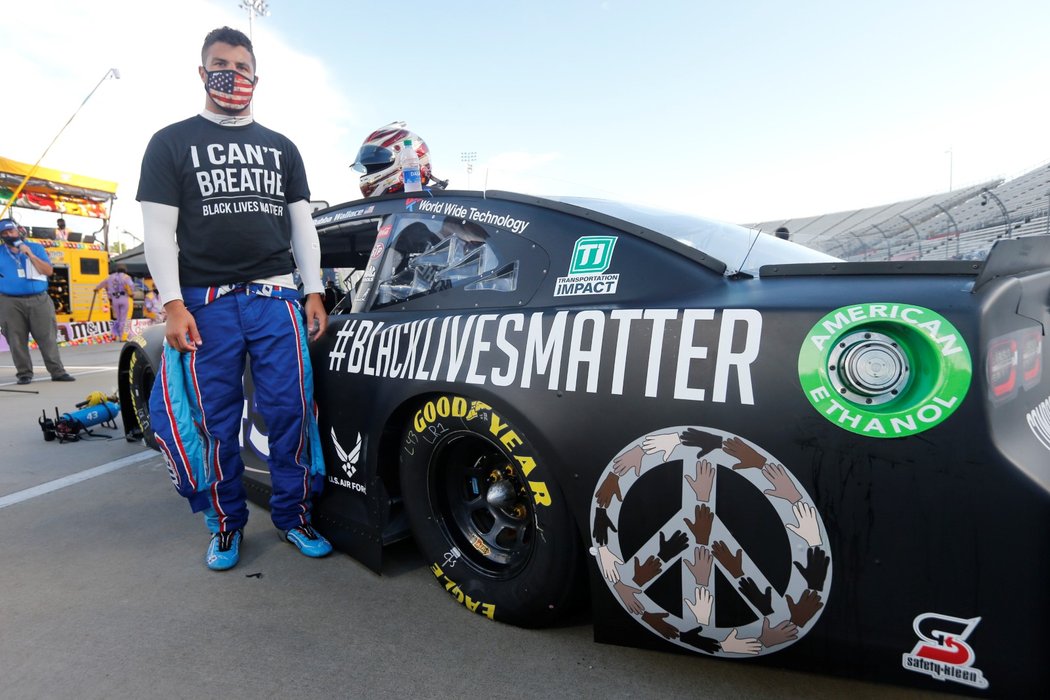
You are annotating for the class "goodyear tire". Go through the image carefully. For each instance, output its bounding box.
[123,344,158,449]
[399,395,583,627]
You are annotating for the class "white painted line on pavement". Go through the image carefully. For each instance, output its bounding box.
[0,450,158,510]
[0,367,118,386]
[0,365,119,371]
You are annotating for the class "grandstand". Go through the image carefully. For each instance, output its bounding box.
[748,161,1050,261]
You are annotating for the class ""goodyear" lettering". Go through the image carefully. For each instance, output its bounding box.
[470,400,551,507]
[413,396,468,432]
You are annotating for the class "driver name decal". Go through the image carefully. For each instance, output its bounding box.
[327,308,763,404]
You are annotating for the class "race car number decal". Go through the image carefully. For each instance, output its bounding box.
[798,303,972,438]
[590,426,831,656]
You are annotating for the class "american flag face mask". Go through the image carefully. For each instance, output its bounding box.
[204,69,256,113]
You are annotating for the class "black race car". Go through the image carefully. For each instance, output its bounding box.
[119,190,1050,697]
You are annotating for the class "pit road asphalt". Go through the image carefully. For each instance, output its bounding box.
[0,343,952,699]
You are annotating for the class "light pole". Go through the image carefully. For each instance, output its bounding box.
[845,231,870,260]
[932,202,960,258]
[945,148,953,191]
[238,0,270,41]
[980,187,1011,238]
[0,68,120,221]
[898,213,923,259]
[868,222,893,260]
[460,151,477,189]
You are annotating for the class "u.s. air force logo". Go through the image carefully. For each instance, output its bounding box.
[328,428,366,494]
[590,426,831,656]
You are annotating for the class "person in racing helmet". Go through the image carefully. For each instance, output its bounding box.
[351,121,446,197]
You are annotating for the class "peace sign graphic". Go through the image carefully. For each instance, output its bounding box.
[591,426,832,657]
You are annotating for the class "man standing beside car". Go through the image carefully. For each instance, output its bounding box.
[0,219,76,385]
[138,26,330,571]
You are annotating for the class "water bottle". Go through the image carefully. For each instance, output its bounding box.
[401,139,422,192]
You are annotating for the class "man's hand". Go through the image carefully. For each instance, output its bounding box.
[304,293,328,341]
[164,301,202,352]
[20,242,54,276]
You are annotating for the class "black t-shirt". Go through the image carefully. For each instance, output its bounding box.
[137,115,311,287]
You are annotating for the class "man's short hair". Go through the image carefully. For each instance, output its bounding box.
[56,218,66,227]
[201,26,255,68]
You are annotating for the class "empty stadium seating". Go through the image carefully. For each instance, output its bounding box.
[748,161,1050,261]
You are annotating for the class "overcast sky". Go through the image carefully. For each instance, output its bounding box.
[1,0,1047,247]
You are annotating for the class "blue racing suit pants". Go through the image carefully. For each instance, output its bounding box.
[149,284,325,533]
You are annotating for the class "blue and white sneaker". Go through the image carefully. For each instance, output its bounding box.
[205,529,242,571]
[282,524,332,558]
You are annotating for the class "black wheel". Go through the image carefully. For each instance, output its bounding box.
[123,344,157,449]
[399,395,583,627]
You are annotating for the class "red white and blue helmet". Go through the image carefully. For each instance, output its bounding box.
[351,121,433,197]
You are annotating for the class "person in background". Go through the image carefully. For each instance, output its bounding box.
[143,285,165,322]
[138,26,330,572]
[0,219,76,384]
[55,218,70,241]
[95,263,134,341]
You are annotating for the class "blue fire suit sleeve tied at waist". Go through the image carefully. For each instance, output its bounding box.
[155,344,211,494]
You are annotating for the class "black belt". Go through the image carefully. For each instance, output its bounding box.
[0,291,46,298]
[111,292,126,297]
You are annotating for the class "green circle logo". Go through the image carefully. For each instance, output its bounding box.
[798,303,972,438]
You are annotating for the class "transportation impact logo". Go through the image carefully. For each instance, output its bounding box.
[901,613,988,689]
[555,236,620,297]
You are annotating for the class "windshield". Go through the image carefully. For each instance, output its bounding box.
[547,196,840,274]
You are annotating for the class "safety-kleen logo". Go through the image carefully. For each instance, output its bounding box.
[901,612,988,689]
